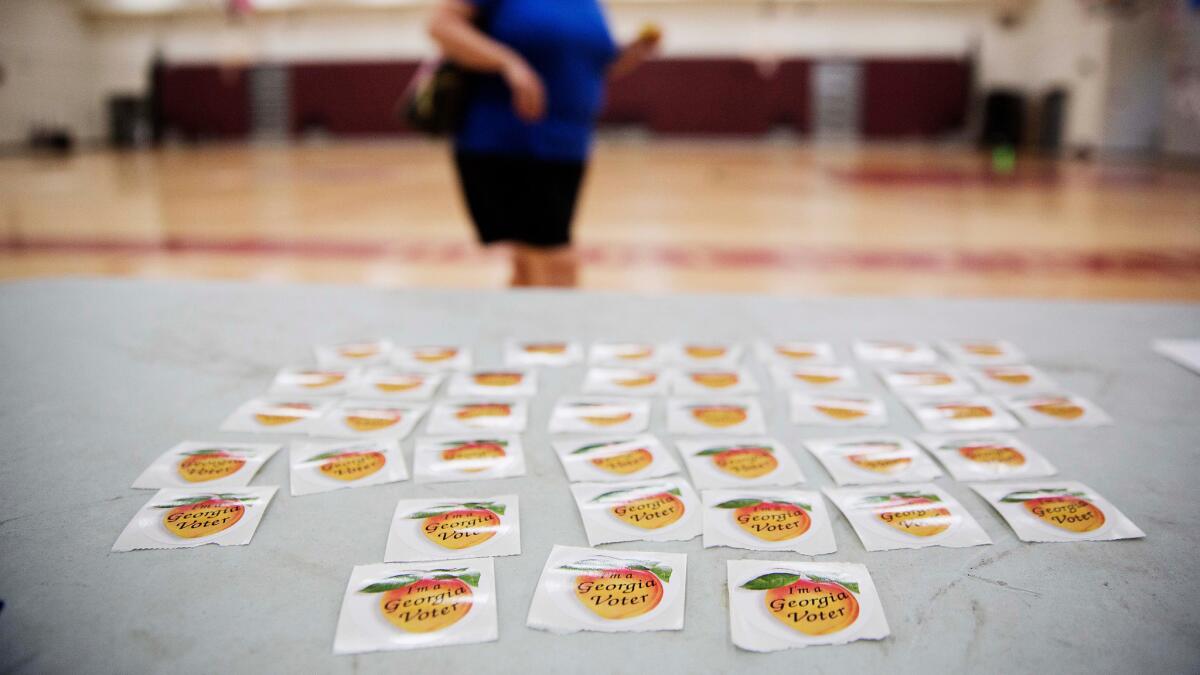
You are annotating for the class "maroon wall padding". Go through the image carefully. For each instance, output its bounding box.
[639,59,775,134]
[160,65,251,139]
[598,59,777,134]
[768,59,813,133]
[290,61,420,135]
[860,59,971,138]
[156,57,971,139]
[600,66,657,125]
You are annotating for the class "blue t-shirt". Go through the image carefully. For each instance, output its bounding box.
[456,0,618,162]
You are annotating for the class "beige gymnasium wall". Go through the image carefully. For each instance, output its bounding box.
[0,0,1121,150]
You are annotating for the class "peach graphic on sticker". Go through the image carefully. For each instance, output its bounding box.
[716,498,812,542]
[898,370,954,386]
[439,439,507,473]
[359,568,478,633]
[695,445,778,479]
[254,402,313,426]
[343,407,404,432]
[685,345,727,359]
[572,403,634,427]
[176,448,246,483]
[741,571,860,636]
[864,491,952,538]
[473,372,524,387]
[776,345,817,360]
[455,403,512,421]
[593,486,686,530]
[963,342,1004,357]
[814,399,870,420]
[793,371,842,385]
[689,404,748,428]
[309,448,387,481]
[952,442,1025,467]
[559,556,672,620]
[572,440,653,475]
[413,347,458,363]
[691,372,739,389]
[405,502,505,550]
[524,342,567,355]
[293,370,346,389]
[615,372,657,388]
[374,374,424,393]
[615,345,655,361]
[935,403,993,420]
[841,441,912,474]
[155,493,256,539]
[982,367,1030,385]
[339,343,382,359]
[1002,488,1105,533]
[1027,397,1085,420]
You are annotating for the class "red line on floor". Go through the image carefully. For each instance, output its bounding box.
[3,236,1200,277]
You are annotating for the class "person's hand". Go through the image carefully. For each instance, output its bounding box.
[501,57,546,122]
[634,23,662,53]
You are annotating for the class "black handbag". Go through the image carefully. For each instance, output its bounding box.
[403,60,473,136]
[402,9,494,136]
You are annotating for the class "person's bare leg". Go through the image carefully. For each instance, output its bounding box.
[543,246,578,287]
[510,246,532,287]
[519,245,577,288]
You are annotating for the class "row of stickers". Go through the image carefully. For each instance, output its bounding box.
[113,479,1142,653]
[114,480,1144,554]
[313,338,1029,369]
[266,362,1067,399]
[219,391,1110,441]
[130,433,1069,495]
[333,552,886,653]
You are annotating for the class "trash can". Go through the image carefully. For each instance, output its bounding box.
[980,90,1025,148]
[108,95,146,148]
[1039,88,1067,155]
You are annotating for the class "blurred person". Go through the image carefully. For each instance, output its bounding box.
[428,0,660,287]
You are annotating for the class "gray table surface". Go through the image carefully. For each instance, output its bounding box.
[1,278,1198,674]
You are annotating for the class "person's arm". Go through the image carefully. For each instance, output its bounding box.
[609,25,662,81]
[427,0,545,121]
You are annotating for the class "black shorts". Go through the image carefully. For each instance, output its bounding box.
[453,151,586,249]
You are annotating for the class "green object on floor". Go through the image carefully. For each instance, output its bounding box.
[992,144,1017,175]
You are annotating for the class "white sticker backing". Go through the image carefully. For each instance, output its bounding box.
[332,559,497,654]
[727,560,890,651]
[132,441,281,489]
[569,480,702,545]
[309,400,428,440]
[112,487,278,551]
[549,397,652,434]
[385,495,520,562]
[666,397,768,435]
[824,484,991,551]
[970,481,1144,542]
[676,437,805,489]
[581,368,668,396]
[527,545,687,634]
[789,392,888,427]
[804,435,943,485]
[902,395,1020,432]
[412,436,526,483]
[425,400,529,434]
[702,489,836,555]
[289,439,408,496]
[1001,393,1112,427]
[220,397,334,434]
[917,434,1056,481]
[551,435,681,482]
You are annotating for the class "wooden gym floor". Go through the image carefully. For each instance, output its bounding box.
[1,138,1198,299]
